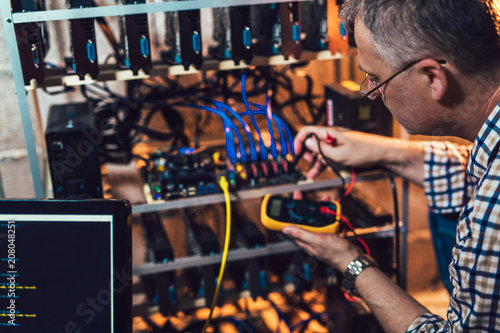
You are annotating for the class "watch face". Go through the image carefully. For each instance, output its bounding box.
[342,255,377,298]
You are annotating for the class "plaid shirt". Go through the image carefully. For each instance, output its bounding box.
[408,103,500,332]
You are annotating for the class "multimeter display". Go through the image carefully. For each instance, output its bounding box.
[261,194,341,233]
[270,198,283,216]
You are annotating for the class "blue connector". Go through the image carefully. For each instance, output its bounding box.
[31,47,40,66]
[303,263,312,281]
[292,24,301,42]
[259,270,268,289]
[140,36,150,57]
[86,41,96,63]
[242,280,249,290]
[197,185,206,195]
[192,32,201,53]
[168,285,177,302]
[340,22,347,38]
[242,27,252,48]
[207,184,217,194]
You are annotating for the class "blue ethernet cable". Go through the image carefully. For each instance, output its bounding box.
[210,99,259,162]
[188,104,244,163]
[241,73,269,160]
[250,103,295,155]
[263,93,279,158]
[240,110,287,157]
[187,104,246,164]
[220,120,238,164]
[192,102,252,162]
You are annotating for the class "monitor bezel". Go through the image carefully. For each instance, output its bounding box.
[0,198,132,333]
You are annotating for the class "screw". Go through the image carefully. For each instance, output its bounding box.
[6,18,12,23]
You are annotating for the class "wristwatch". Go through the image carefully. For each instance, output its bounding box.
[342,255,378,298]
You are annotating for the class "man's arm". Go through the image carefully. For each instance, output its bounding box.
[356,267,429,332]
[281,227,429,333]
[294,126,425,185]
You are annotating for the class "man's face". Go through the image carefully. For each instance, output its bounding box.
[354,19,437,135]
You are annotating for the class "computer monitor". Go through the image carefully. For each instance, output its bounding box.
[0,199,132,333]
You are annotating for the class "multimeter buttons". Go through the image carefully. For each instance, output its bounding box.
[261,194,342,234]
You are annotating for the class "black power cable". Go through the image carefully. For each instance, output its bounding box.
[388,174,401,286]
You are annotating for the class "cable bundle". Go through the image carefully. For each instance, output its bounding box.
[184,73,295,169]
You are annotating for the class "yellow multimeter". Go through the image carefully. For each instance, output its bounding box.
[260,194,342,234]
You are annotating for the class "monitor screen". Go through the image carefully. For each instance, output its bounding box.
[0,199,132,333]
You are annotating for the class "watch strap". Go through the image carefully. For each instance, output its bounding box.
[342,255,378,298]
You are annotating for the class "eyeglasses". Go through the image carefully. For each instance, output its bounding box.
[360,59,424,99]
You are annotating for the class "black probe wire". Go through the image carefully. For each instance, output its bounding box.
[292,133,346,189]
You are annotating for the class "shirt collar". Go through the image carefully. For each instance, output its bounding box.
[468,103,500,178]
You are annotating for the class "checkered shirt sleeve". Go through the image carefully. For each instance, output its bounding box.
[423,141,478,214]
[408,103,500,332]
[407,313,448,332]
[408,151,500,332]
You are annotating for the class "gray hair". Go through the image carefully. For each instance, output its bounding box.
[340,0,500,76]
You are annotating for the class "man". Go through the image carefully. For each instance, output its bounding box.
[284,0,500,332]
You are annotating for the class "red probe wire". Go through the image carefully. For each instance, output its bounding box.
[339,168,356,201]
[320,206,371,256]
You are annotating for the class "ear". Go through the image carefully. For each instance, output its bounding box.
[416,59,448,101]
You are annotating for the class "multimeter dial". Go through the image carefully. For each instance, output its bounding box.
[287,200,316,223]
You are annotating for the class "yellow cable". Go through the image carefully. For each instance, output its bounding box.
[201,175,231,333]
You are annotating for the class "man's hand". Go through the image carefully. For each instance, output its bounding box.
[293,126,387,179]
[282,226,361,272]
[293,126,425,185]
[283,191,362,272]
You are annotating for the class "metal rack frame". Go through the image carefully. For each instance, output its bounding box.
[133,173,384,213]
[134,224,397,275]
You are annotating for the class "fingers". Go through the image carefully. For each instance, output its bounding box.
[282,226,328,244]
[319,194,331,202]
[282,226,359,270]
[302,132,343,164]
[304,136,320,154]
[282,226,339,262]
[292,190,303,200]
[305,160,325,179]
[290,239,317,257]
[302,151,317,164]
[294,126,348,178]
[294,126,329,156]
